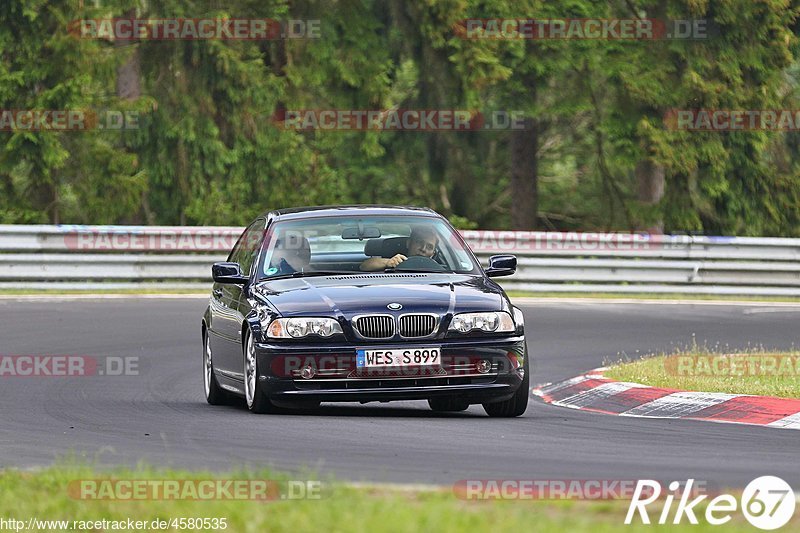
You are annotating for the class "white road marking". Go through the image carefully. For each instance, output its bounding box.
[767,412,800,430]
[620,391,740,418]
[742,308,800,314]
[513,297,800,307]
[531,374,593,397]
[0,294,209,301]
[553,381,642,409]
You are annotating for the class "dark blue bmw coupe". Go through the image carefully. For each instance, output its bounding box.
[202,205,529,416]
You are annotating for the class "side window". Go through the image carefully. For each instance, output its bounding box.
[229,219,265,276]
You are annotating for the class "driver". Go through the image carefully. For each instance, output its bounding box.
[360,227,438,271]
[265,235,311,276]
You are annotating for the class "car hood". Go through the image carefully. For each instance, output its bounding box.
[252,273,509,318]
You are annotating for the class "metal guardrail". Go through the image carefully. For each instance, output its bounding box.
[0,225,799,295]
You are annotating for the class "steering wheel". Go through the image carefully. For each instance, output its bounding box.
[395,255,446,272]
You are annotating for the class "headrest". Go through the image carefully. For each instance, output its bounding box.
[275,235,311,261]
[364,237,408,258]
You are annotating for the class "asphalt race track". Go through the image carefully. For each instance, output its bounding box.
[1,297,798,488]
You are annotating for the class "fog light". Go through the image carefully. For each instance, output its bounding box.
[300,365,316,379]
[476,359,492,374]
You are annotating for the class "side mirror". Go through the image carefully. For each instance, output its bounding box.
[485,254,516,278]
[212,262,248,284]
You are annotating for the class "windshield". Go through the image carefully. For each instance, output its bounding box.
[257,215,481,280]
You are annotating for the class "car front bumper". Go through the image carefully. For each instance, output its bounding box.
[254,336,527,404]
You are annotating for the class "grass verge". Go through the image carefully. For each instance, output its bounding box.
[0,465,786,532]
[604,349,800,399]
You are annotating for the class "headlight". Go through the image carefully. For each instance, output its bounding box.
[266,317,343,339]
[449,311,515,334]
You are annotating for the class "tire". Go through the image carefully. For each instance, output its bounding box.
[244,329,279,414]
[204,331,228,405]
[482,355,530,418]
[428,398,470,412]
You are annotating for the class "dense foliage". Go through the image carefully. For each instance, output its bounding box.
[1,0,798,235]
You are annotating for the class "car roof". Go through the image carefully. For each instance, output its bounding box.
[265,205,441,222]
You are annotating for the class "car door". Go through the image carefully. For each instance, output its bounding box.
[210,218,266,379]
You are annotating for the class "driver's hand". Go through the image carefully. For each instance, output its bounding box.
[385,254,407,268]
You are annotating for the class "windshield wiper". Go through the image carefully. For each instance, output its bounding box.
[383,267,452,274]
[264,271,354,281]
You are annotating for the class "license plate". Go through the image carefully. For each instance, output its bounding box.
[356,347,441,368]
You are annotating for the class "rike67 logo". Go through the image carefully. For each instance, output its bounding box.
[626,476,795,530]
